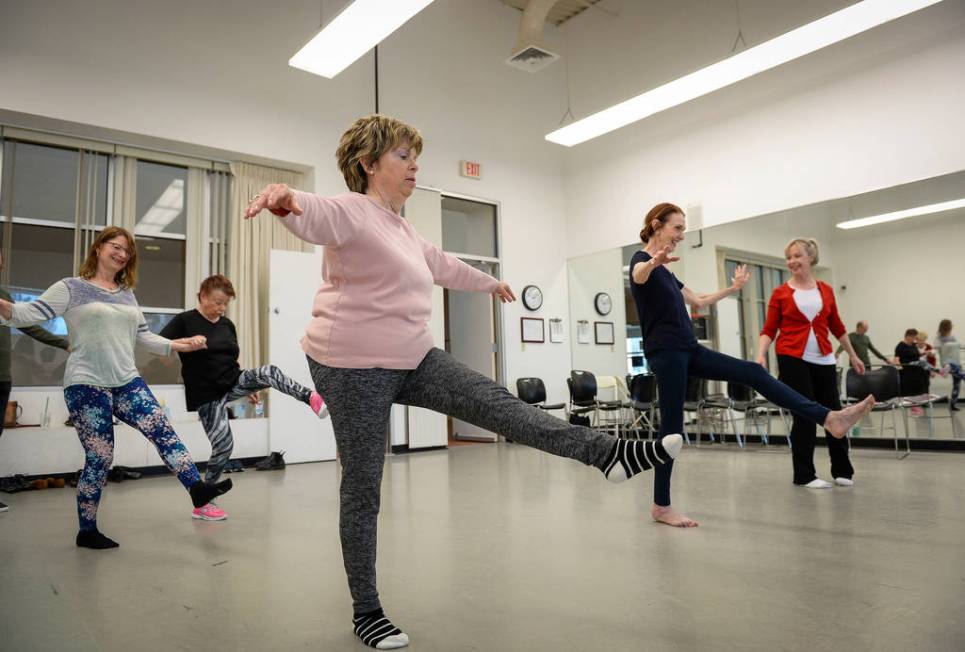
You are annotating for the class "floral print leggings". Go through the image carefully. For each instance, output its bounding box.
[64,377,201,532]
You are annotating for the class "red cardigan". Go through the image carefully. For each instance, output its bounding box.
[760,281,846,358]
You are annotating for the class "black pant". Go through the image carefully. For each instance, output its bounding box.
[0,381,11,438]
[647,346,832,506]
[777,355,853,484]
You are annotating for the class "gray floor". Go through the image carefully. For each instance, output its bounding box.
[2,443,964,652]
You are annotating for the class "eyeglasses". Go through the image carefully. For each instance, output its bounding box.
[105,241,133,258]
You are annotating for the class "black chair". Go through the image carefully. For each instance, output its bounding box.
[846,366,907,459]
[516,378,566,413]
[897,364,940,437]
[626,373,658,440]
[704,382,767,448]
[568,370,622,435]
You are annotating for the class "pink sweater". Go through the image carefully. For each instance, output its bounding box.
[278,191,500,369]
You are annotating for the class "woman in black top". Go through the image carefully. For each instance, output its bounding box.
[161,274,328,521]
[629,203,874,527]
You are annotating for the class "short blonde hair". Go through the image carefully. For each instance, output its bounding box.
[335,114,423,194]
[784,238,820,265]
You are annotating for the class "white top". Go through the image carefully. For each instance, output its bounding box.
[1,277,171,387]
[792,287,836,366]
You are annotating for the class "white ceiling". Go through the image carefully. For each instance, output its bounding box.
[500,0,603,26]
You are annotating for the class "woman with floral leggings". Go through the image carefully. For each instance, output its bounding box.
[0,227,232,549]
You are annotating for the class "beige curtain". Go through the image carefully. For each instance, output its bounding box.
[227,162,311,370]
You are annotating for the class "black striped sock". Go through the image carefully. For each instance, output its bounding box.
[353,609,409,649]
[602,434,682,483]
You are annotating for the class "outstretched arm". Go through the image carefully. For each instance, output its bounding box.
[0,281,70,326]
[682,264,751,309]
[244,183,361,246]
[17,325,69,351]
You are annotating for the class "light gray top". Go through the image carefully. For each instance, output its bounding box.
[1,277,172,388]
[936,335,961,366]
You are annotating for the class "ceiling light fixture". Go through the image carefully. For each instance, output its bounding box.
[290,0,435,79]
[545,0,943,147]
[835,197,965,229]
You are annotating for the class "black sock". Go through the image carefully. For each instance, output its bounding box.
[353,608,408,649]
[76,529,119,549]
[189,479,233,508]
[602,435,681,483]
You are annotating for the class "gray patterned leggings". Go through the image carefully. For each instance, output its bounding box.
[197,365,312,482]
[307,347,616,613]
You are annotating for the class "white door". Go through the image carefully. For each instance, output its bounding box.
[401,188,448,449]
[447,261,498,441]
[268,249,336,462]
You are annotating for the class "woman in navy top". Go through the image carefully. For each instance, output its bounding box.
[629,203,874,527]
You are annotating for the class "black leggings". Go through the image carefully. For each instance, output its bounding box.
[648,346,831,506]
[777,355,853,484]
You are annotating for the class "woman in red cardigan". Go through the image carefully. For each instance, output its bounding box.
[756,238,864,489]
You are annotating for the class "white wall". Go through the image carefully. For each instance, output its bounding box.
[567,248,626,380]
[561,0,965,258]
[0,0,577,405]
[832,212,965,363]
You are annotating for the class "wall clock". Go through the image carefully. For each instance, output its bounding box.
[522,285,543,311]
[594,292,612,316]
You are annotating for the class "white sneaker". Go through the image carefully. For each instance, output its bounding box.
[802,478,832,489]
[834,477,854,486]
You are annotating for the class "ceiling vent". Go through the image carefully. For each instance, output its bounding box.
[505,0,560,73]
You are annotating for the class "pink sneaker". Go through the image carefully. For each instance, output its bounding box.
[309,391,329,419]
[192,503,227,521]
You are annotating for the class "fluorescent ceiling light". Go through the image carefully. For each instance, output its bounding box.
[836,198,965,229]
[290,0,435,79]
[546,0,943,146]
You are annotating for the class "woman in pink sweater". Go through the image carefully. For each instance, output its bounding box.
[245,115,683,650]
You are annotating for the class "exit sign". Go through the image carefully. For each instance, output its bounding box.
[460,160,482,179]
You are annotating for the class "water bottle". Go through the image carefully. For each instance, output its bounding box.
[254,400,264,418]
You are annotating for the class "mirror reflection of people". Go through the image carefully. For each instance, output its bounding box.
[895,328,942,415]
[936,319,964,411]
[837,320,896,368]
[245,114,683,651]
[160,274,329,521]
[0,227,232,548]
[756,239,863,489]
[0,251,70,514]
[631,206,872,526]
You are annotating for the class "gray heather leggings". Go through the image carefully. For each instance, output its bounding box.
[308,347,615,613]
[197,365,312,483]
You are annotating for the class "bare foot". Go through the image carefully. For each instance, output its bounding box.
[651,504,698,528]
[824,395,875,438]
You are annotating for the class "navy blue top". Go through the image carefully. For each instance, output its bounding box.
[629,250,698,356]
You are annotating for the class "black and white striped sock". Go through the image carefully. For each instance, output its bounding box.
[603,434,683,483]
[353,609,409,650]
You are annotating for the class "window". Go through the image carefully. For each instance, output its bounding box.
[135,237,186,309]
[1,140,108,387]
[135,160,187,237]
[208,170,231,276]
[725,257,790,371]
[441,196,497,258]
[0,132,228,386]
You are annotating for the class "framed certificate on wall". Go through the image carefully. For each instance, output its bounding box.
[521,317,545,343]
[594,321,615,345]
